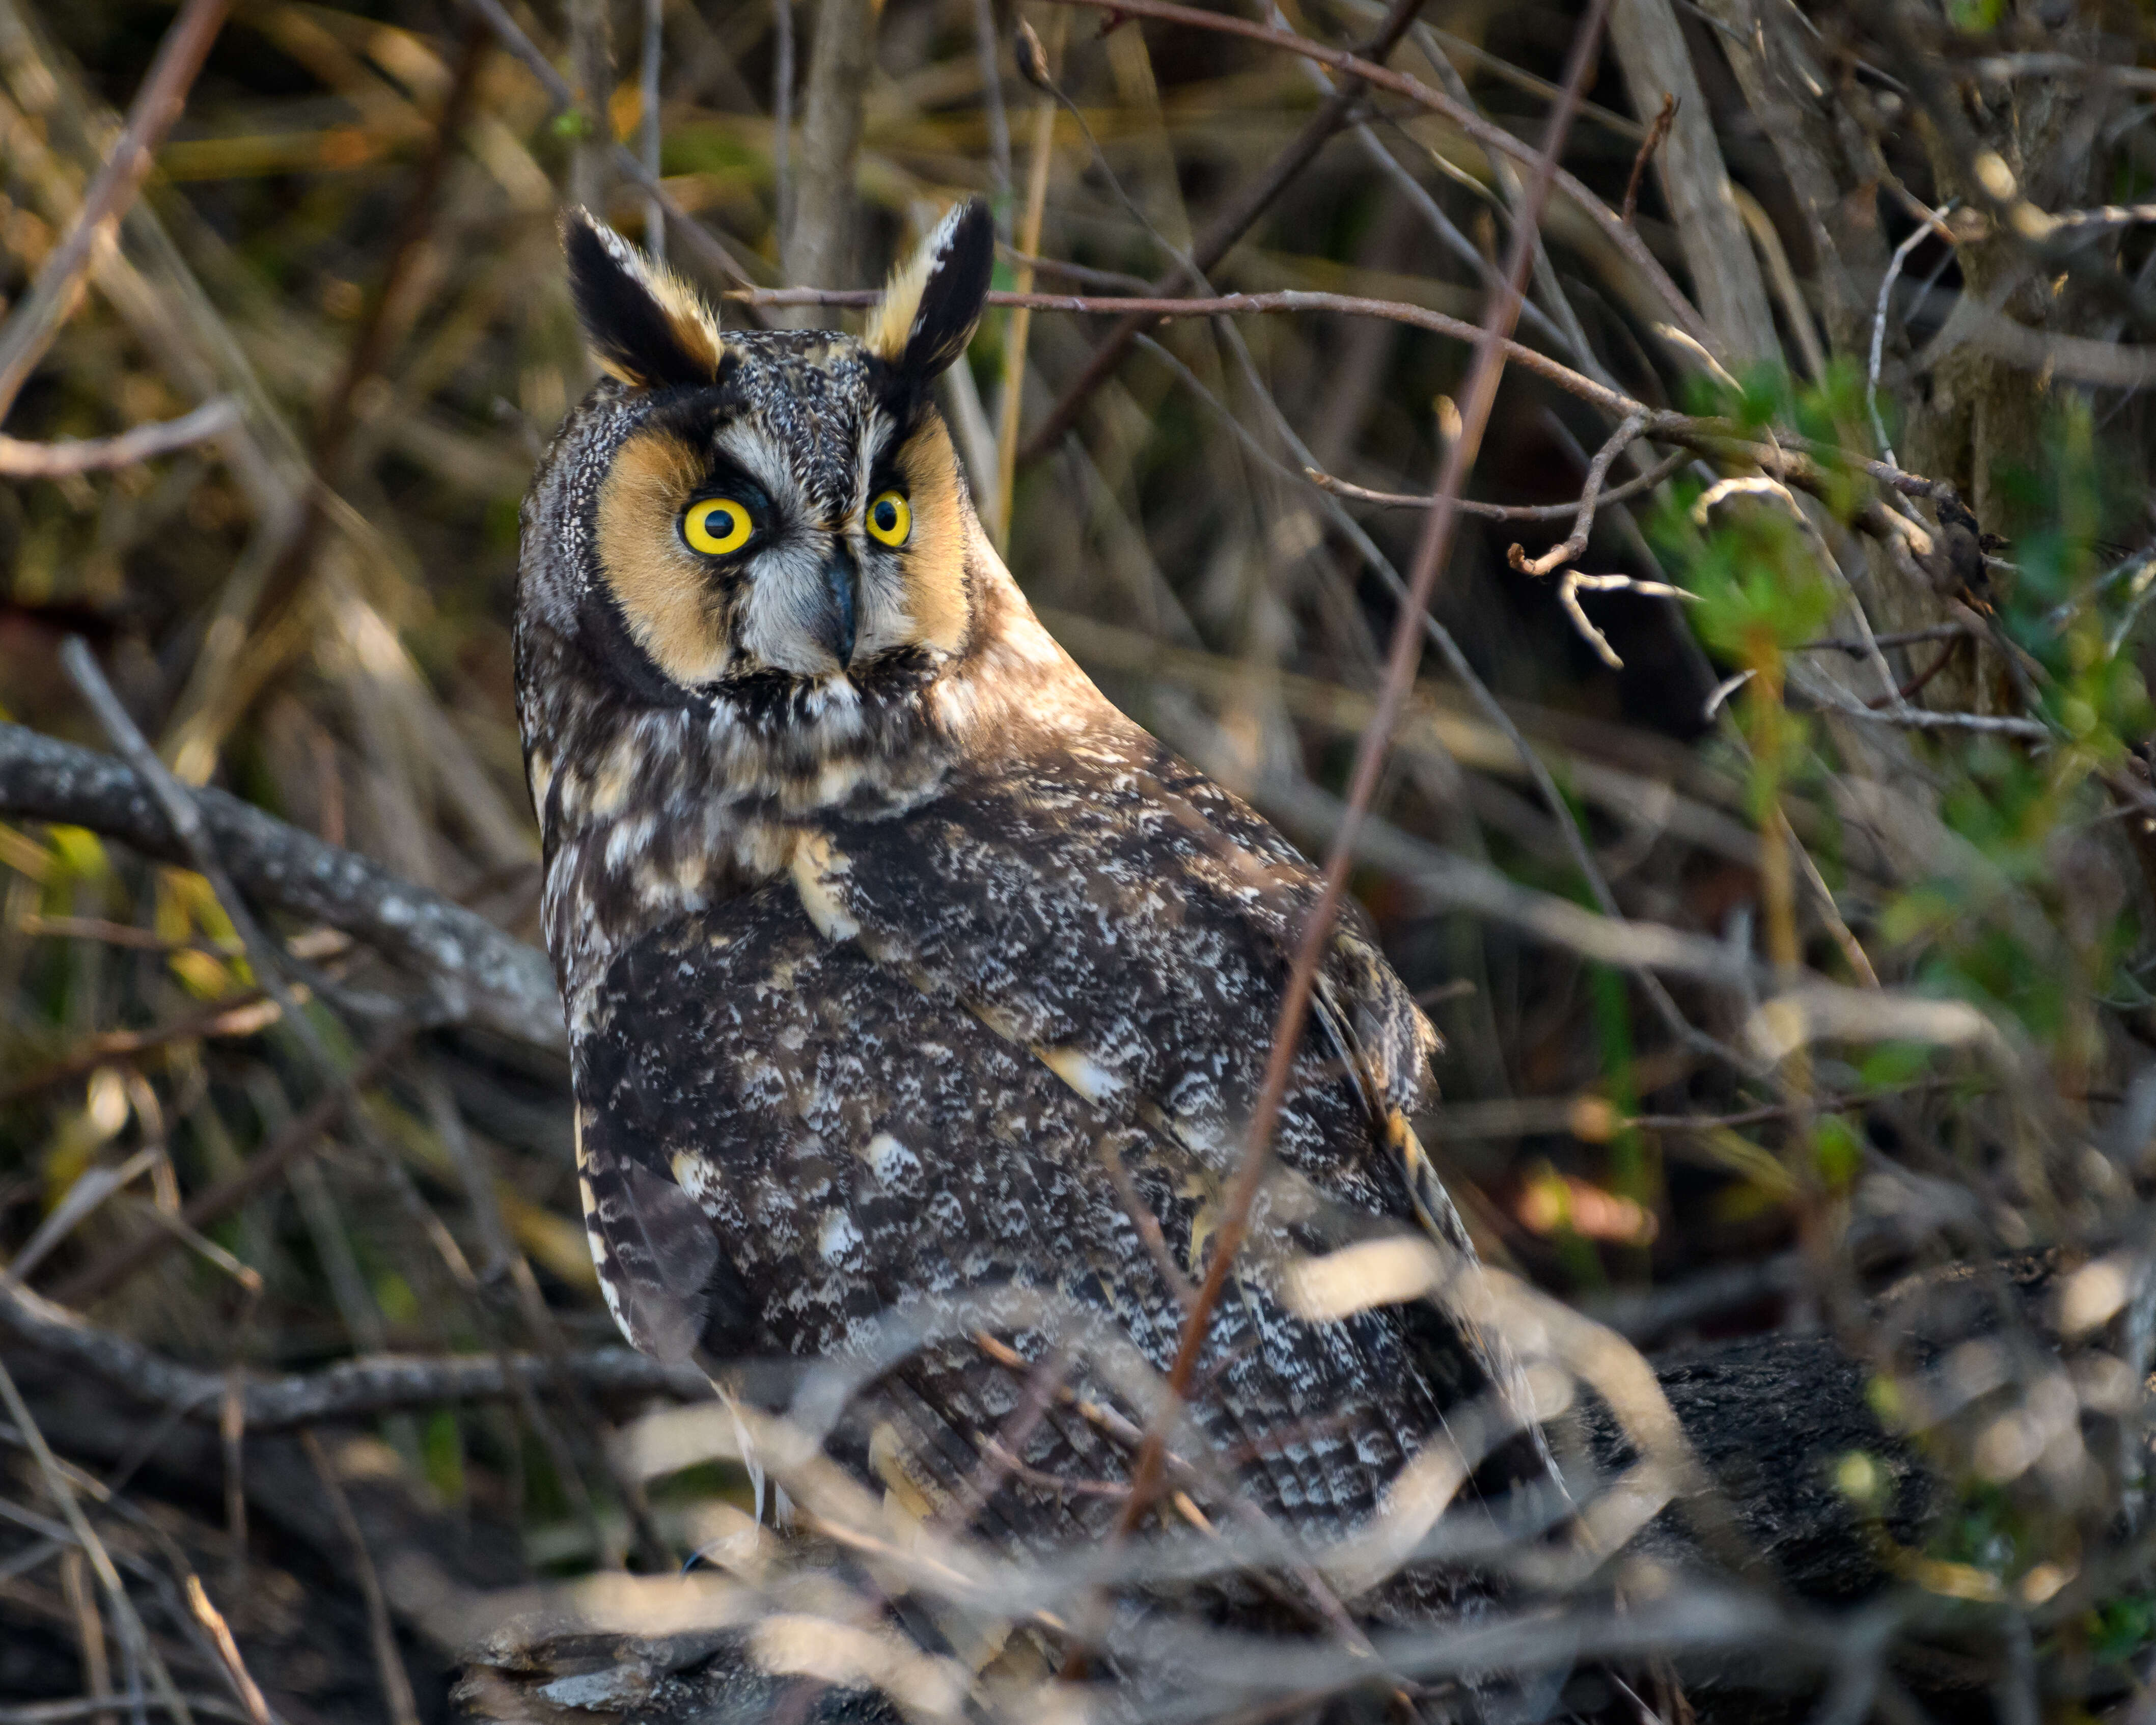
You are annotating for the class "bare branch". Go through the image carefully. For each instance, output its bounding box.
[0,0,228,419]
[0,398,238,479]
[1794,675,2055,740]
[0,1276,703,1428]
[1871,202,1955,468]
[1110,0,1616,1549]
[1509,412,1647,577]
[1554,570,1700,670]
[1621,91,1677,225]
[298,1430,424,1725]
[1310,446,1692,515]
[1036,0,1715,354]
[0,722,562,1050]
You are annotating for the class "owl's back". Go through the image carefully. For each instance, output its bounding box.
[573,725,1540,1622]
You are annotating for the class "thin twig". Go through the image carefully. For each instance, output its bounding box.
[935,1340,1073,1535]
[0,399,239,480]
[56,1550,111,1725]
[62,640,328,1061]
[1793,625,1966,655]
[1309,447,1692,517]
[53,1031,408,1307]
[1870,202,1955,470]
[1510,413,1647,576]
[1010,0,1433,466]
[1036,0,1711,350]
[1621,92,1677,225]
[298,1431,423,1725]
[971,0,1011,209]
[1800,675,2051,738]
[178,1580,269,1725]
[0,0,229,419]
[1554,571,1699,670]
[1107,0,1615,1553]
[0,993,277,1108]
[0,1358,195,1725]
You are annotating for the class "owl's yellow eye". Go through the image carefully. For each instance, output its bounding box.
[682,496,754,556]
[866,490,911,547]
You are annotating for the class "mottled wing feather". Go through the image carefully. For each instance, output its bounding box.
[576,1103,722,1362]
[793,722,1438,1224]
[575,881,1491,1569]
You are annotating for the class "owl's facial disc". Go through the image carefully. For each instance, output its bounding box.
[560,199,994,703]
[591,407,971,693]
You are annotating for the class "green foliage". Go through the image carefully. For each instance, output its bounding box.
[1940,1483,2022,1580]
[1654,370,2152,1041]
[1857,1041,1937,1091]
[424,1407,468,1505]
[2088,1591,2156,1663]
[1649,477,1837,665]
[1812,1113,1862,1191]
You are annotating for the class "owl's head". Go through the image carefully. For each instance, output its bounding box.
[518,199,997,716]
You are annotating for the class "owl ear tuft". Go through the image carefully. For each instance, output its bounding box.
[864,198,994,379]
[563,208,728,389]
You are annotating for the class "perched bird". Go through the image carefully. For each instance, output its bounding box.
[513,199,1549,1689]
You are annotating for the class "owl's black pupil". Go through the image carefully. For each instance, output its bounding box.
[875,501,896,530]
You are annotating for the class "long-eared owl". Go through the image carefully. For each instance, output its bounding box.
[513,199,1549,1658]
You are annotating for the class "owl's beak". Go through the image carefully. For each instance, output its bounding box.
[818,545,859,669]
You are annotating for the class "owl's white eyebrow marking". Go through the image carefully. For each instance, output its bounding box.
[851,415,883,520]
[714,423,799,512]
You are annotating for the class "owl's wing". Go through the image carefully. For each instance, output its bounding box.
[575,882,1485,1560]
[575,1099,725,1363]
[791,720,1442,1230]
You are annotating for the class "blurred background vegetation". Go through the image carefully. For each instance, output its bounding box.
[6,0,2156,1716]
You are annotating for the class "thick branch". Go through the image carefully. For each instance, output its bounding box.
[0,1276,702,1429]
[0,723,561,1050]
[780,0,877,297]
[1607,0,1780,364]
